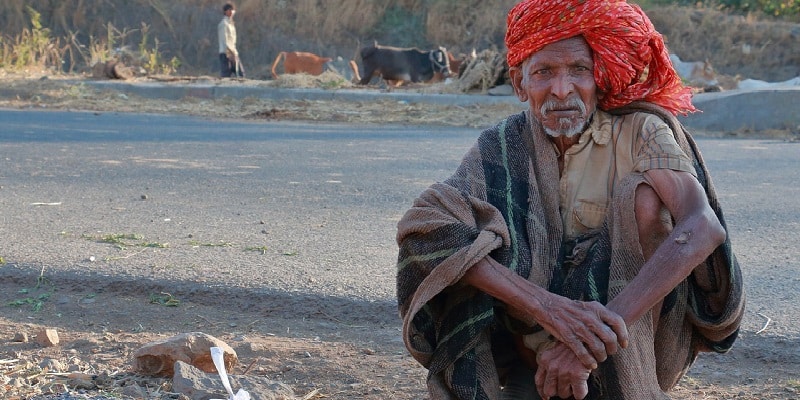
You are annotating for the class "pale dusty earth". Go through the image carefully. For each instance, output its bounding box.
[0,70,798,400]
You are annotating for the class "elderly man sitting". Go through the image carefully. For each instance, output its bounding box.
[395,0,745,399]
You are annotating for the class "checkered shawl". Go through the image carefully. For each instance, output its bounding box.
[395,102,744,399]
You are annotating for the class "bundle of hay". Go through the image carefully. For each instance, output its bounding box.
[455,49,508,93]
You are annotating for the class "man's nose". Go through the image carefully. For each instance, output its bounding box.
[550,74,574,99]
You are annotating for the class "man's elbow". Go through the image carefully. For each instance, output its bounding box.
[703,211,727,249]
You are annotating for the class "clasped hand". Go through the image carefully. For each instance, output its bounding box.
[530,294,628,399]
[535,341,592,399]
[534,294,628,369]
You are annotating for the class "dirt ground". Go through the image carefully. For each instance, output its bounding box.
[1,71,798,400]
[0,70,531,131]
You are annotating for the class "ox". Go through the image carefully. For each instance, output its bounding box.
[358,43,451,86]
[271,51,332,79]
[669,53,718,87]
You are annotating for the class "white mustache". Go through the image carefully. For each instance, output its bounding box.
[540,98,587,118]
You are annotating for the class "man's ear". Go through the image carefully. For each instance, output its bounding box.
[508,66,528,103]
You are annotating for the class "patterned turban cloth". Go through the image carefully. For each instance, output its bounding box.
[505,0,696,115]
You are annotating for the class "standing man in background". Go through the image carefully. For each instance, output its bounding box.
[218,2,244,78]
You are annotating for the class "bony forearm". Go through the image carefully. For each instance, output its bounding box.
[461,256,628,369]
[607,211,727,325]
[460,256,551,325]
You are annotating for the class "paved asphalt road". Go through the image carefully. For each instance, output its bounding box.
[0,108,798,339]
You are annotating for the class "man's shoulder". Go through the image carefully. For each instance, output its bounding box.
[604,109,666,127]
[605,109,672,139]
[483,111,527,134]
[603,103,681,136]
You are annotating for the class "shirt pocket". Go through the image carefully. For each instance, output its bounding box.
[572,200,608,231]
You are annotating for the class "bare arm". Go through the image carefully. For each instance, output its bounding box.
[461,256,628,370]
[535,169,727,399]
[607,168,726,324]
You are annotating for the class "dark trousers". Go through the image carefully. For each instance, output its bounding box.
[219,53,244,78]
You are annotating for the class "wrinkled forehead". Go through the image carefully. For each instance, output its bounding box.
[523,36,593,68]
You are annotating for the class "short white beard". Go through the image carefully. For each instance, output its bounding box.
[540,98,590,138]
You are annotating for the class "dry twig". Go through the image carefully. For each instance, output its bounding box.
[301,388,322,400]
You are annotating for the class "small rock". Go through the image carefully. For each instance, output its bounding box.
[39,358,65,372]
[133,332,237,377]
[35,328,60,347]
[141,194,148,200]
[173,360,294,400]
[121,382,147,398]
[95,371,114,387]
[67,373,97,390]
[12,332,28,343]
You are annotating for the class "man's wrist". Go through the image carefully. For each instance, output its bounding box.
[522,329,555,356]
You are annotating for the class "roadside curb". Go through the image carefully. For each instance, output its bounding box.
[83,79,800,132]
[681,87,800,131]
[84,80,524,107]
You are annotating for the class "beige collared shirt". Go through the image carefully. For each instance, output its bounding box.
[554,110,696,239]
[218,16,238,57]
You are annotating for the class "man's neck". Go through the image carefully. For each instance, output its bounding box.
[549,134,581,156]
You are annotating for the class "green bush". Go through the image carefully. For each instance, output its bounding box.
[0,6,65,71]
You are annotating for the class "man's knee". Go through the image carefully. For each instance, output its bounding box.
[635,184,672,256]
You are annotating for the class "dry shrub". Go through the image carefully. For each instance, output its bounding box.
[426,0,517,54]
[647,5,800,81]
[2,0,798,81]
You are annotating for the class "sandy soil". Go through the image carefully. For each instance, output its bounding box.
[1,71,798,400]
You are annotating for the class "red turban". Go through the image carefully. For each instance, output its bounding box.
[505,0,696,115]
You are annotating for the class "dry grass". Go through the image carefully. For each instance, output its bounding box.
[1,1,799,81]
[648,5,800,81]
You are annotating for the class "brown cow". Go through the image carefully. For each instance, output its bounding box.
[271,51,332,79]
